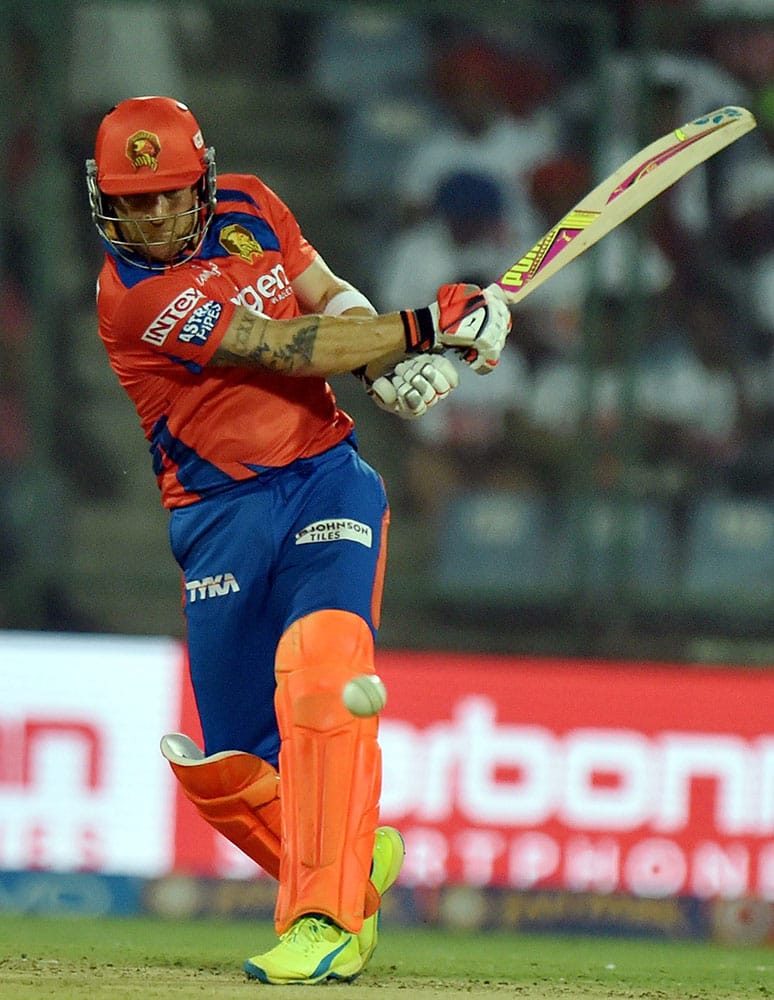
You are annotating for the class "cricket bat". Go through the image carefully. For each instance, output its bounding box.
[492,106,756,305]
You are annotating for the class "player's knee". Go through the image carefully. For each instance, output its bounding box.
[276,609,374,677]
[275,610,376,732]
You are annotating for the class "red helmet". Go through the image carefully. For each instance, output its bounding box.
[86,96,217,268]
[94,96,209,195]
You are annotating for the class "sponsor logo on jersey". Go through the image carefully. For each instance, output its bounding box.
[230,263,293,314]
[125,130,161,173]
[178,300,223,345]
[185,572,240,603]
[194,262,222,286]
[295,519,373,548]
[219,223,264,262]
[141,287,205,346]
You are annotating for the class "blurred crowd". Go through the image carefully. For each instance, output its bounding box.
[307,3,774,609]
[0,1,771,634]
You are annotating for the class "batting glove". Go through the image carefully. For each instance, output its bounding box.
[365,353,459,419]
[401,283,512,374]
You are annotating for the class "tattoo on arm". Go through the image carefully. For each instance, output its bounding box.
[211,315,320,372]
[274,323,318,371]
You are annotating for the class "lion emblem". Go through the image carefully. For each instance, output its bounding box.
[219,223,264,262]
[125,130,161,172]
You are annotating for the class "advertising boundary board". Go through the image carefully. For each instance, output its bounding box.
[2,869,770,944]
[2,631,774,944]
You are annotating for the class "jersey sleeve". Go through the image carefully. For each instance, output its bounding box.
[102,268,236,371]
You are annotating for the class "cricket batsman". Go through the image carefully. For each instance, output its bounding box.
[85,96,512,984]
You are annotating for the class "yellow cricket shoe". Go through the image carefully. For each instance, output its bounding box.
[244,914,363,984]
[358,826,406,968]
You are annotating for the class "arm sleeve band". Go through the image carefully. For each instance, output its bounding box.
[323,289,377,316]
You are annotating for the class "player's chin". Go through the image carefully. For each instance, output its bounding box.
[146,240,190,263]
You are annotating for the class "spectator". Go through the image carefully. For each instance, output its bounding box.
[66,1,207,275]
[308,6,429,116]
[637,286,746,495]
[399,341,538,523]
[724,86,774,494]
[516,153,673,361]
[375,170,513,311]
[374,170,563,520]
[394,37,563,239]
[563,51,745,244]
[0,18,42,624]
[528,283,746,504]
[514,154,595,362]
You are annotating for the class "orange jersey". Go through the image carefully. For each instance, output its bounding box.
[95,174,355,508]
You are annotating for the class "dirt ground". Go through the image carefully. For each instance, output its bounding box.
[0,957,728,1000]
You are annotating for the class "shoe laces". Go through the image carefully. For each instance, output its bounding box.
[282,916,342,947]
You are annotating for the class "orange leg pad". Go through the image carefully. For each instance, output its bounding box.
[274,609,382,934]
[164,737,282,880]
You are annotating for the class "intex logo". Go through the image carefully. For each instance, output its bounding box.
[185,572,241,603]
[141,287,205,346]
[295,519,373,548]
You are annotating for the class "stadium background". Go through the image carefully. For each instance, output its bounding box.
[1,0,773,949]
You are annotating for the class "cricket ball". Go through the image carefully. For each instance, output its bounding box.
[342,674,387,717]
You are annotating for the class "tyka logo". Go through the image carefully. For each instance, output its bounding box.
[185,572,240,603]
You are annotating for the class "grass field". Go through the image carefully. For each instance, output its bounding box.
[1,913,773,998]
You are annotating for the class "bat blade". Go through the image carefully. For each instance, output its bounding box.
[493,106,756,305]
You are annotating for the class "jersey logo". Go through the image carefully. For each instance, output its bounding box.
[185,572,241,603]
[142,287,204,346]
[219,223,264,262]
[178,300,223,345]
[295,519,373,548]
[125,130,161,173]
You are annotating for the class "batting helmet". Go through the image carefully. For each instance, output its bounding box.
[93,96,210,195]
[86,96,217,268]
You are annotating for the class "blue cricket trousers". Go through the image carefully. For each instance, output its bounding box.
[168,438,389,766]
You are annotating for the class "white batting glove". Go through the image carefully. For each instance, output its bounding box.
[367,354,459,419]
[400,283,512,374]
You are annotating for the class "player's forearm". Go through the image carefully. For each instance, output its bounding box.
[209,305,409,376]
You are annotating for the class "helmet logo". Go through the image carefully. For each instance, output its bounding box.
[125,130,161,172]
[219,223,264,262]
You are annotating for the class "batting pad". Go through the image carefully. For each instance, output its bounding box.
[274,610,382,934]
[161,732,282,880]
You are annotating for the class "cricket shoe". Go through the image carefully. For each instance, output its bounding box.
[358,826,405,967]
[242,827,404,984]
[244,915,362,985]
